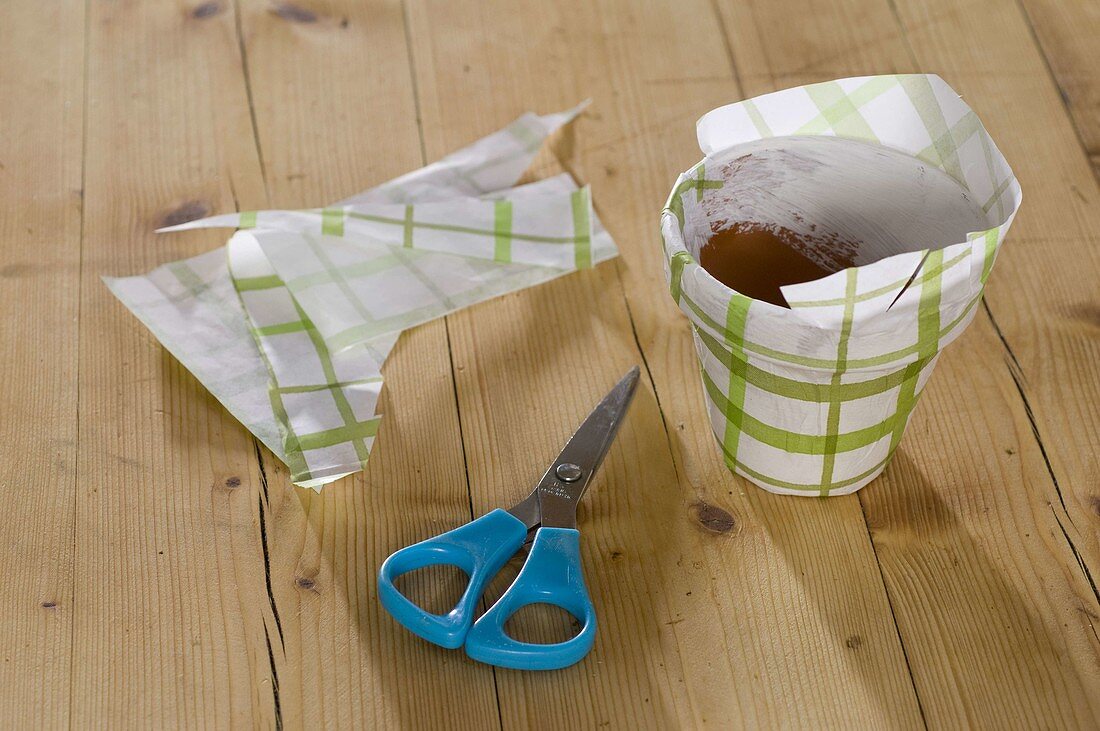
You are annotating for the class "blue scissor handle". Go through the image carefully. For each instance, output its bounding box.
[464,527,596,671]
[378,508,528,649]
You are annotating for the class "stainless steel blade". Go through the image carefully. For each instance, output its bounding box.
[535,366,640,529]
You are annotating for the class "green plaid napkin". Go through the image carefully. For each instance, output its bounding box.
[108,103,618,489]
[662,75,1022,496]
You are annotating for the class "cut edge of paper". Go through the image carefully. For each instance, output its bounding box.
[111,102,614,489]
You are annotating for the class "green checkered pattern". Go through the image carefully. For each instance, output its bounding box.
[111,104,613,489]
[205,179,612,486]
[165,185,604,353]
[225,232,391,487]
[104,247,287,461]
[663,75,1021,496]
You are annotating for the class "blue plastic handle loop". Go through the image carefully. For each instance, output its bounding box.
[464,527,596,671]
[378,509,528,649]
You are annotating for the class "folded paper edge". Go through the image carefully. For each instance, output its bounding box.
[665,73,1023,359]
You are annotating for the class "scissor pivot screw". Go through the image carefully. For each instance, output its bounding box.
[555,463,583,483]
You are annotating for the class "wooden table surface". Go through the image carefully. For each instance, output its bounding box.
[3,0,1099,727]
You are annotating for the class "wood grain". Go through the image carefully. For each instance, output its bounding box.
[74,0,274,725]
[718,0,1100,726]
[0,2,84,726]
[1015,0,1100,167]
[405,0,924,726]
[878,0,1100,719]
[892,0,1100,571]
[1,0,1098,725]
[234,0,499,727]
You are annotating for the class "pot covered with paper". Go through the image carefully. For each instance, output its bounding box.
[660,74,1021,496]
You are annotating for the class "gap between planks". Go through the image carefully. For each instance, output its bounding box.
[253,442,285,730]
[396,0,507,725]
[1010,0,1100,187]
[67,0,92,723]
[226,1,285,726]
[232,0,270,201]
[883,0,1098,610]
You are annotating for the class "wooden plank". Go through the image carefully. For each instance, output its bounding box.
[22,0,1094,725]
[405,0,924,726]
[74,0,277,726]
[867,331,1100,727]
[877,0,1100,722]
[1015,0,1100,164]
[234,0,501,727]
[893,0,1100,565]
[0,2,84,726]
[717,0,1100,726]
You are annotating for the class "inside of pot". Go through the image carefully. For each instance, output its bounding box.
[681,136,993,307]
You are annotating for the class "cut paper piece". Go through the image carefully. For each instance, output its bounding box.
[104,248,283,457]
[227,231,392,488]
[211,179,612,484]
[107,103,617,489]
[160,187,598,270]
[165,184,616,352]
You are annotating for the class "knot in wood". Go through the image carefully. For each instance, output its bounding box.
[692,501,735,534]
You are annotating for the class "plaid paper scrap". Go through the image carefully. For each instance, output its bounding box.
[189,177,615,486]
[167,183,614,352]
[110,103,612,489]
[662,74,1022,497]
[161,187,597,269]
[227,232,392,487]
[104,248,285,458]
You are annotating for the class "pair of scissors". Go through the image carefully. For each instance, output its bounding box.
[378,367,640,671]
